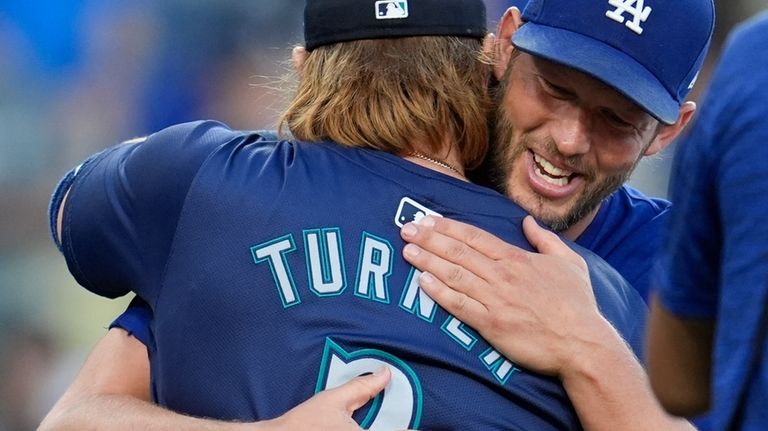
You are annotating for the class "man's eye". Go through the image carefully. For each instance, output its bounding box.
[601,109,634,129]
[538,77,571,99]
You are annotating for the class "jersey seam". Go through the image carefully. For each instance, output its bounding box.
[152,133,248,312]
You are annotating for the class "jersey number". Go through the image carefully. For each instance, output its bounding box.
[315,338,423,430]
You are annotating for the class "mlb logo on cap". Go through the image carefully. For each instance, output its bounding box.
[376,0,409,19]
[304,0,485,51]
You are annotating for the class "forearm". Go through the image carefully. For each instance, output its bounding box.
[561,317,695,431]
[38,394,268,431]
[646,295,713,416]
[37,329,271,431]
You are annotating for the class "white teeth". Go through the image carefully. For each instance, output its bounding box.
[533,152,572,186]
[533,153,572,177]
[535,165,569,186]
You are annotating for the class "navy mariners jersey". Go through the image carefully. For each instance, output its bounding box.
[58,120,646,430]
[110,181,665,350]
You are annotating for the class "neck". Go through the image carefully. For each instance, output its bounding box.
[403,139,466,180]
[560,204,602,241]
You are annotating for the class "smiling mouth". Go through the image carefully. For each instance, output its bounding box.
[532,152,576,186]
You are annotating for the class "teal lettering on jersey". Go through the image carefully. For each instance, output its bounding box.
[316,338,423,430]
[480,348,520,385]
[253,229,521,387]
[399,268,438,323]
[441,316,478,351]
[304,228,347,296]
[251,234,300,308]
[354,232,393,304]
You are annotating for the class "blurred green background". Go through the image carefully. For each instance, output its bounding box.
[1,1,765,429]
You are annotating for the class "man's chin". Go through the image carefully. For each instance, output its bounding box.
[534,212,574,233]
[511,192,577,231]
[524,197,593,233]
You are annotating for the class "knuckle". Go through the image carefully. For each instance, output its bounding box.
[446,265,464,285]
[491,262,515,283]
[347,377,375,398]
[453,292,469,312]
[499,245,523,262]
[487,314,505,334]
[463,228,484,248]
[543,228,560,241]
[446,243,469,261]
[574,255,588,271]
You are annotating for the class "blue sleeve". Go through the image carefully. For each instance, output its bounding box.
[656,25,768,318]
[58,120,232,305]
[655,128,719,317]
[110,296,155,351]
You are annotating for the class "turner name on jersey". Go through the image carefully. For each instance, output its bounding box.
[252,224,519,385]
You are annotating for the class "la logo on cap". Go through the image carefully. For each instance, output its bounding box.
[375,0,409,19]
[606,0,652,35]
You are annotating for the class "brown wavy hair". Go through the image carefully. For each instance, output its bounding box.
[279,36,491,170]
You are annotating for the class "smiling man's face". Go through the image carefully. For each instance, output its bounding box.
[492,53,662,235]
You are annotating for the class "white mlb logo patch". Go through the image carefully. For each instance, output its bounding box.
[376,0,409,20]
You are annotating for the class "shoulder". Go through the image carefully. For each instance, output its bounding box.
[726,11,768,58]
[608,185,670,218]
[134,121,291,177]
[603,185,669,238]
[144,120,277,153]
[577,186,669,301]
[581,185,669,252]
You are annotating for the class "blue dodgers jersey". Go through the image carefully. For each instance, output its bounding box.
[576,185,670,303]
[59,121,646,430]
[655,13,768,431]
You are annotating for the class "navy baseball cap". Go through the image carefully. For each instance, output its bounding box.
[512,0,715,124]
[304,0,487,51]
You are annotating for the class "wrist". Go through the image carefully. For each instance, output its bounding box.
[245,417,281,431]
[558,313,632,381]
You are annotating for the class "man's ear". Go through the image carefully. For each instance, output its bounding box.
[494,7,523,80]
[645,102,697,156]
[292,46,308,74]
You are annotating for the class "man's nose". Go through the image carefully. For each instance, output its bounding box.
[551,105,591,157]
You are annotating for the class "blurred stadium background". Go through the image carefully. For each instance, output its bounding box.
[0,1,765,429]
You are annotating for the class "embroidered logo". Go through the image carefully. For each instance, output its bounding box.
[605,0,652,35]
[376,0,409,20]
[394,197,442,228]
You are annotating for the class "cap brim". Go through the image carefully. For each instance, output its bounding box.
[512,23,679,124]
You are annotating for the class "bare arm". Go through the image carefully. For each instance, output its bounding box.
[38,328,256,431]
[38,328,394,431]
[646,295,714,416]
[400,215,693,431]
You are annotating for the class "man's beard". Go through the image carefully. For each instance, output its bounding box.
[489,100,635,233]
